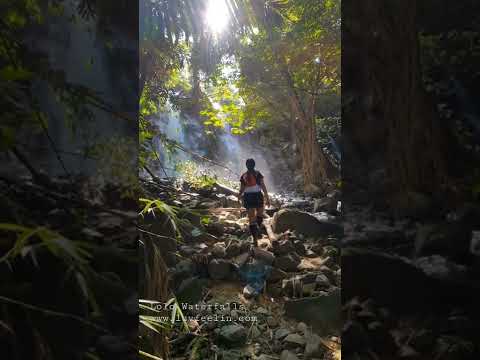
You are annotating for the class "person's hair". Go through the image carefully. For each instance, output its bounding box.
[246,158,255,172]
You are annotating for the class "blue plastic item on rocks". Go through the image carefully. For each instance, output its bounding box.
[238,259,272,296]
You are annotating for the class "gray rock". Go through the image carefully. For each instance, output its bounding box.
[253,248,276,265]
[315,274,330,289]
[218,324,247,346]
[243,284,257,299]
[272,209,343,238]
[282,274,317,297]
[212,242,227,258]
[250,325,262,339]
[415,255,468,282]
[310,243,325,255]
[304,333,325,359]
[272,239,296,256]
[175,277,208,308]
[257,355,277,360]
[174,258,196,284]
[256,307,270,315]
[226,241,242,258]
[275,328,291,340]
[284,289,341,336]
[206,221,225,236]
[275,253,301,272]
[220,349,245,360]
[208,259,232,280]
[176,258,195,274]
[283,333,306,346]
[267,316,279,328]
[296,322,308,334]
[293,240,306,255]
[280,350,299,360]
[313,197,338,214]
[267,267,288,283]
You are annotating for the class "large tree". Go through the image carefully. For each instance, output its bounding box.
[342,0,452,211]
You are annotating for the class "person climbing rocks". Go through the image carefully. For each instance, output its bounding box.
[238,158,270,247]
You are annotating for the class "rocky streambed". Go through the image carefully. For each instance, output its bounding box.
[140,179,342,360]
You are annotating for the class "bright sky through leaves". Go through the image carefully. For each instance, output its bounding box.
[205,0,230,34]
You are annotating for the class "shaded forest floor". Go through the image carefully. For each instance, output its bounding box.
[342,202,480,360]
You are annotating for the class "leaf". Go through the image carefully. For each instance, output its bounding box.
[0,66,33,81]
[139,350,164,360]
[75,272,89,299]
[140,319,161,334]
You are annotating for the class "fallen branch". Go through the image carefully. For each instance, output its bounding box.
[214,182,238,196]
[264,219,278,242]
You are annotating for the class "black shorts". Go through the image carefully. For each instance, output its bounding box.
[243,192,264,209]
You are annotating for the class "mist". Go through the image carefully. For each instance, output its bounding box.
[156,110,277,192]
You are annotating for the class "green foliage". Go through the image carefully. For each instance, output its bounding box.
[87,137,140,198]
[139,297,190,360]
[176,161,218,189]
[139,298,190,333]
[0,224,93,265]
[0,222,103,328]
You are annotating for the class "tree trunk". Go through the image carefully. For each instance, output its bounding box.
[291,95,334,193]
[343,0,451,209]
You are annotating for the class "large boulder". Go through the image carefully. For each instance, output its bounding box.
[414,223,472,263]
[176,277,208,305]
[313,197,338,214]
[284,288,341,336]
[342,247,480,314]
[342,247,434,312]
[272,209,342,238]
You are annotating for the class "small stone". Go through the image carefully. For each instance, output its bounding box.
[315,274,330,289]
[226,241,241,258]
[296,322,308,334]
[275,328,291,340]
[304,333,325,359]
[257,355,276,360]
[267,316,279,327]
[256,307,270,315]
[280,350,299,360]
[243,284,257,299]
[398,345,419,358]
[253,248,276,265]
[293,240,306,255]
[273,239,296,255]
[208,259,232,280]
[275,253,301,272]
[212,242,227,258]
[250,325,262,339]
[230,310,239,320]
[267,267,288,283]
[283,333,306,347]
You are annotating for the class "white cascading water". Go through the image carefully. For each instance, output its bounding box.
[156,109,276,192]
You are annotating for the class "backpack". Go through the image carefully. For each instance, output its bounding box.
[242,171,261,187]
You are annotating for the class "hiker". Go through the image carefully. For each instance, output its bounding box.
[238,158,271,246]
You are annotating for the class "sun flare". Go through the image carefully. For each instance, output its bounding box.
[205,0,230,34]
